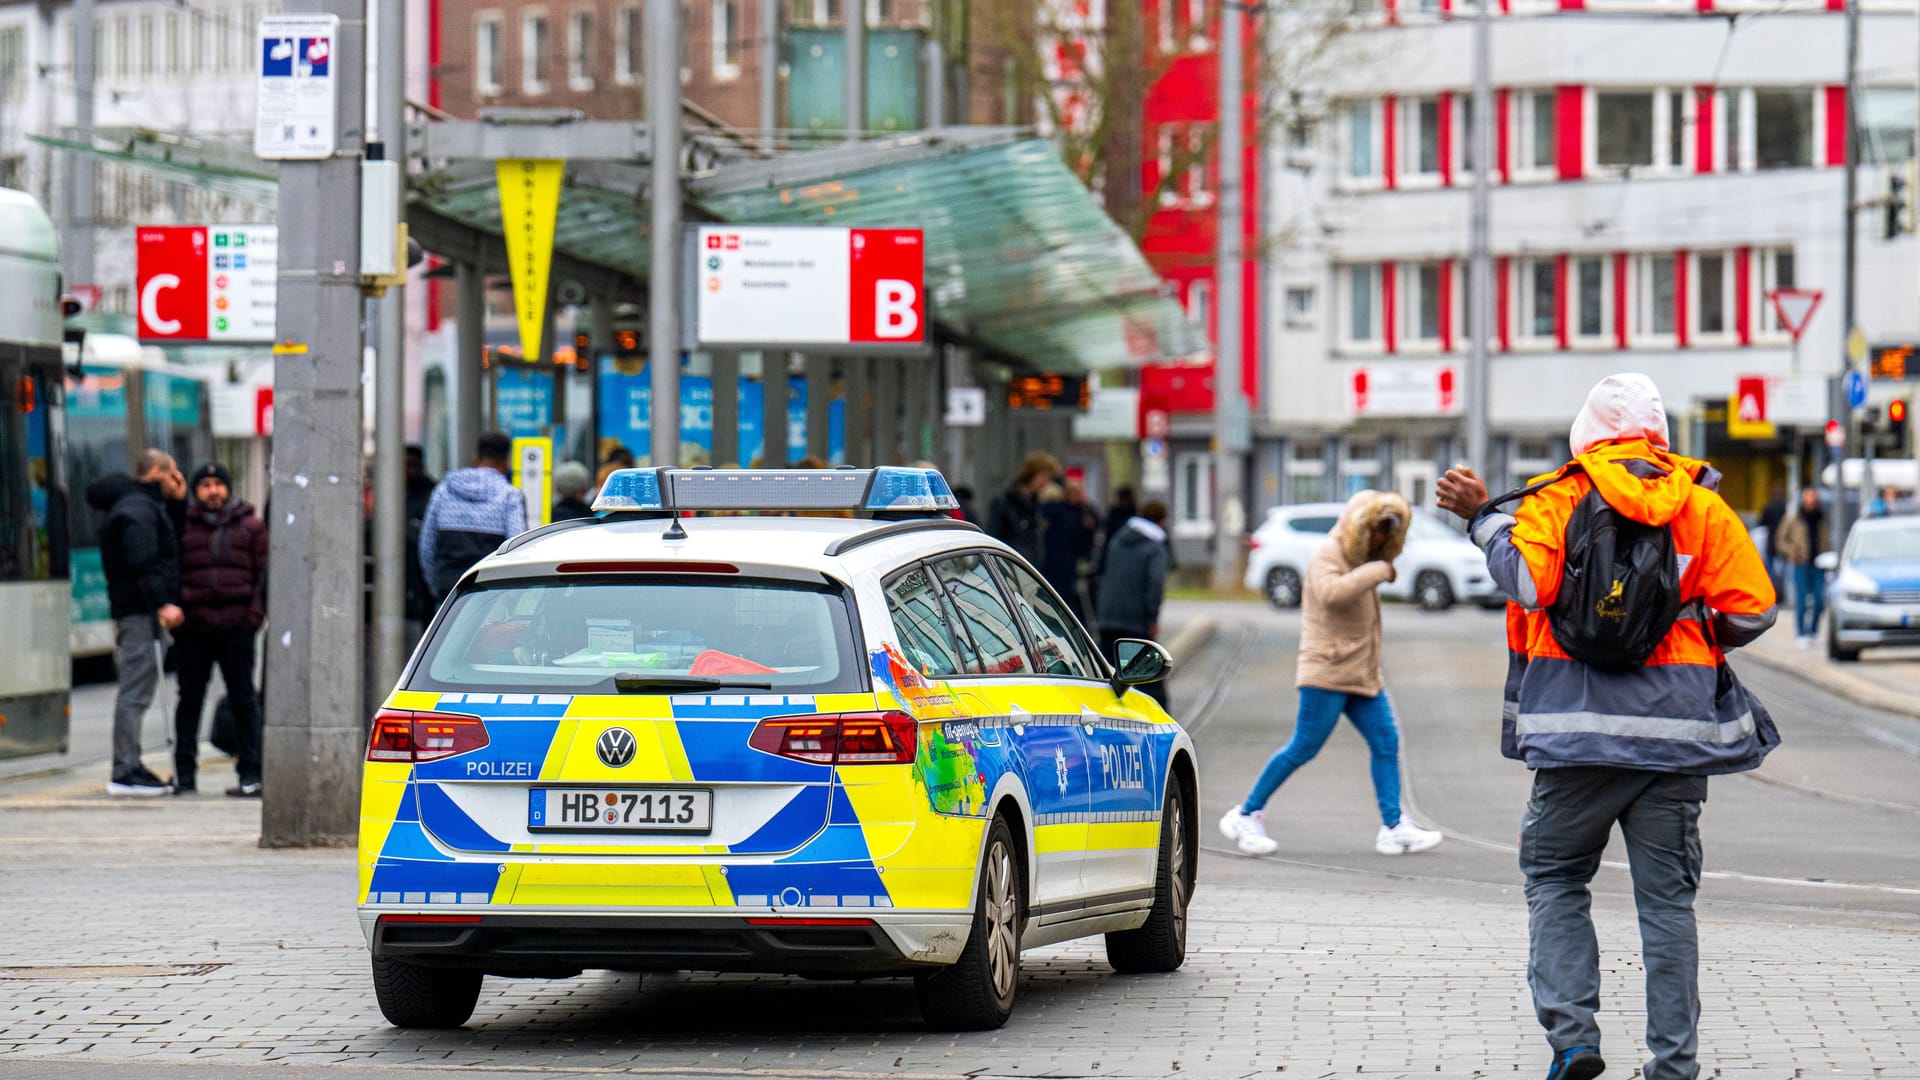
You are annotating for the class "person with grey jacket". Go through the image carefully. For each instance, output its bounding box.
[1094,500,1170,708]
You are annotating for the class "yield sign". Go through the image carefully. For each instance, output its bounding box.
[1768,288,1822,342]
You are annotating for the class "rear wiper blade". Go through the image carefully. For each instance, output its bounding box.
[612,673,774,693]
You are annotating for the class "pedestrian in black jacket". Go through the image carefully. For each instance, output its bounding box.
[88,449,187,797]
[1096,500,1171,709]
[985,452,1061,565]
[173,463,270,797]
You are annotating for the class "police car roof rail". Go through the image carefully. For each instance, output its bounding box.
[822,517,981,557]
[493,513,602,557]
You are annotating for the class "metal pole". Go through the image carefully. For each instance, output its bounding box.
[1209,1,1245,593]
[759,0,779,152]
[924,0,946,130]
[762,353,790,465]
[454,262,484,460]
[1465,0,1493,481]
[68,0,97,287]
[844,0,865,142]
[371,0,407,702]
[262,0,367,848]
[1834,0,1861,554]
[647,0,683,467]
[712,351,740,466]
[805,353,832,460]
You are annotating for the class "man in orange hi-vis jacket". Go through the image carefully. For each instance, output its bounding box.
[1437,373,1778,1080]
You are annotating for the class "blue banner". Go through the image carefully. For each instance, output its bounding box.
[598,363,843,466]
[495,367,555,438]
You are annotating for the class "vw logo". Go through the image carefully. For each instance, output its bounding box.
[596,728,636,768]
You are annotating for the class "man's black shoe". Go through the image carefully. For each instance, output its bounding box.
[172,782,196,796]
[1545,1045,1604,1080]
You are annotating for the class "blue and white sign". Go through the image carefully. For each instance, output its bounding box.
[1845,369,1869,410]
[495,367,556,439]
[599,363,844,466]
[254,13,339,159]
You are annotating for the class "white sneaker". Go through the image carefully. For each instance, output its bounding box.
[1219,806,1279,855]
[1796,636,1812,651]
[1376,819,1443,855]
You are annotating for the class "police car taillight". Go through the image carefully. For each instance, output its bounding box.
[366,709,490,763]
[747,711,918,765]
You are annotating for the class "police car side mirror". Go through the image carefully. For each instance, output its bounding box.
[1815,551,1839,572]
[1110,638,1173,695]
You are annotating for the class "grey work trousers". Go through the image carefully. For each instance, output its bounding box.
[111,614,164,778]
[1520,766,1707,1080]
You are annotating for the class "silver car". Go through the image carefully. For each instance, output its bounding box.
[1822,516,1920,661]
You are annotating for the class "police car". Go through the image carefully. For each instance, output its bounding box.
[359,467,1197,1031]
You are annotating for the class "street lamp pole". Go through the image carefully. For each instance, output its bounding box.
[370,0,408,701]
[1834,0,1861,553]
[647,0,682,468]
[1210,0,1247,593]
[1466,0,1493,480]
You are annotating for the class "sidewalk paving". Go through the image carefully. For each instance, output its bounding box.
[1739,627,1920,720]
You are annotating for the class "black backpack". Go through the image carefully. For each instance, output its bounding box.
[1489,463,1684,673]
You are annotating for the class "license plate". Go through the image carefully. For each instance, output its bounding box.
[528,787,714,833]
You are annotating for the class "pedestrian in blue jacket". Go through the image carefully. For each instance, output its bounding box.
[418,432,527,601]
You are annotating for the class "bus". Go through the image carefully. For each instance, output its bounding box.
[65,335,215,660]
[0,189,71,760]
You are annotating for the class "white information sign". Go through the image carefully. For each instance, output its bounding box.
[1345,362,1462,418]
[255,14,340,160]
[695,226,925,349]
[944,387,987,427]
[134,225,279,343]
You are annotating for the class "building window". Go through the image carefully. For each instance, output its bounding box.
[1755,89,1814,169]
[1159,0,1176,55]
[1859,88,1915,163]
[1518,91,1556,173]
[239,4,257,68]
[164,12,181,74]
[475,15,503,95]
[711,0,742,79]
[1188,0,1209,49]
[1285,285,1316,328]
[1723,87,1746,172]
[1188,279,1212,335]
[1693,252,1732,339]
[1595,91,1655,168]
[1345,264,1382,347]
[112,15,129,79]
[139,13,155,77]
[1757,247,1796,336]
[1400,262,1444,347]
[190,10,207,73]
[1516,257,1558,344]
[523,13,550,94]
[1185,128,1211,205]
[1343,101,1381,183]
[1573,256,1608,342]
[1667,89,1687,170]
[1633,254,1677,339]
[216,6,233,72]
[567,10,593,90]
[0,27,22,104]
[615,5,641,85]
[1400,96,1442,181]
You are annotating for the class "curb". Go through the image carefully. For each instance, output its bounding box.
[1738,644,1920,721]
[1163,617,1219,664]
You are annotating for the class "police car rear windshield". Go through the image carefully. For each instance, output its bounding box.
[408,577,865,696]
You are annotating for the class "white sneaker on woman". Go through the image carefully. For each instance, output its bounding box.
[1375,819,1443,855]
[1219,807,1279,855]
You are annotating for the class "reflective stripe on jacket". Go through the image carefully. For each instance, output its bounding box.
[1471,440,1779,774]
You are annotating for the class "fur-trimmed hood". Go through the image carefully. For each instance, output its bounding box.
[1332,489,1411,568]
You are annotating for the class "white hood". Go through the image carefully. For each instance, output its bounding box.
[1569,373,1671,457]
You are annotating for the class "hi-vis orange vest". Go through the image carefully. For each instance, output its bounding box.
[1469,440,1779,773]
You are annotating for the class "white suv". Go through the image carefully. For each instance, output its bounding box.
[1242,503,1504,611]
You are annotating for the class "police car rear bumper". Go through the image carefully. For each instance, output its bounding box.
[361,910,972,975]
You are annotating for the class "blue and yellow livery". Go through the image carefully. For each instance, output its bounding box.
[359,468,1197,1032]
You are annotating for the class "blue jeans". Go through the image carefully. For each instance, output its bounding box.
[1241,686,1403,828]
[1793,564,1826,638]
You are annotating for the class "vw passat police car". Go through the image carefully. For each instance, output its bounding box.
[359,467,1197,1031]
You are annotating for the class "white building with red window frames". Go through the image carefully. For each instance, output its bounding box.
[1261,0,1920,514]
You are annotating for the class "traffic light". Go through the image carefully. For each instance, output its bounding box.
[1888,172,1907,240]
[1890,397,1910,453]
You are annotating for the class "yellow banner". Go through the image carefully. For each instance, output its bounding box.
[496,159,565,361]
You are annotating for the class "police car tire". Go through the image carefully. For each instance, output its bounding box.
[915,816,1022,1031]
[371,956,483,1029]
[1104,778,1191,974]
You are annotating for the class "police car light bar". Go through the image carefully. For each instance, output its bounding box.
[590,466,959,514]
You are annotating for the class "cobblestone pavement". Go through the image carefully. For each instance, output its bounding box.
[4,606,1918,1079]
[2,784,1916,1080]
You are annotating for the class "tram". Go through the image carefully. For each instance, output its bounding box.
[0,188,71,759]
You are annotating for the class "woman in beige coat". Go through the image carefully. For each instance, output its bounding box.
[1219,490,1445,857]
